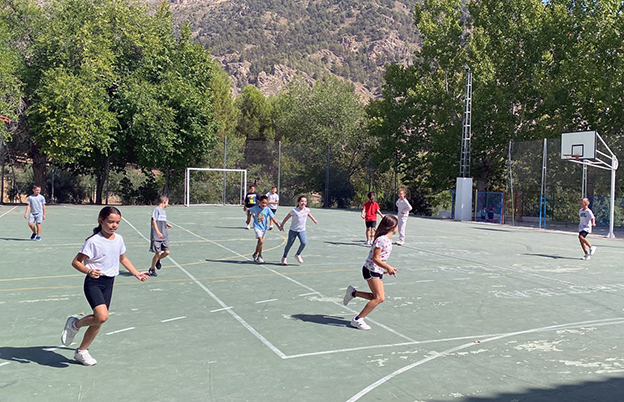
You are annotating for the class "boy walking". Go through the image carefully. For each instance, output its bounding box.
[149,195,172,277]
[244,185,259,230]
[361,192,383,245]
[24,185,46,241]
[578,198,597,260]
[249,195,282,263]
[395,189,412,245]
[266,186,279,229]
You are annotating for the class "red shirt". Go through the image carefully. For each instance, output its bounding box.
[363,201,380,222]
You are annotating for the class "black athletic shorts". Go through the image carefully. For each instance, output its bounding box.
[362,266,383,280]
[84,275,115,309]
[365,220,377,229]
[579,231,589,238]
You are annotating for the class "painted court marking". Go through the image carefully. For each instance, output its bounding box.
[211,307,233,313]
[106,327,135,336]
[255,299,278,304]
[0,362,11,368]
[161,316,186,323]
[0,206,17,219]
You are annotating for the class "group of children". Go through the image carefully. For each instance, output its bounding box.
[14,182,599,365]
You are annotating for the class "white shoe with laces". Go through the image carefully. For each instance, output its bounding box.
[61,316,79,346]
[74,349,97,366]
[281,257,287,265]
[256,255,264,264]
[343,285,355,306]
[582,254,590,260]
[350,317,371,330]
[590,246,597,255]
[295,255,303,263]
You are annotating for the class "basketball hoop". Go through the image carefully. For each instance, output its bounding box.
[563,153,581,161]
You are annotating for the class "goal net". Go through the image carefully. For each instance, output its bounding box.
[184,168,247,206]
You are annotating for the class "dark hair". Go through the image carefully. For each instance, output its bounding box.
[158,194,169,204]
[374,215,398,241]
[367,192,375,200]
[297,195,307,203]
[258,195,268,202]
[89,206,122,238]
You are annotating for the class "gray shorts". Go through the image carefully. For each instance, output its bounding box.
[29,213,42,224]
[254,228,266,239]
[150,240,170,253]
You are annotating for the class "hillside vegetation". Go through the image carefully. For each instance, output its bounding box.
[165,0,420,97]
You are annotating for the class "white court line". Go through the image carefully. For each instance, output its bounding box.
[0,206,17,219]
[255,299,278,304]
[415,280,434,283]
[299,292,319,296]
[0,362,11,367]
[347,317,624,401]
[106,327,135,335]
[122,217,287,359]
[211,307,233,313]
[161,316,186,323]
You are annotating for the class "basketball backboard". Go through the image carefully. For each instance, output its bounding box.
[561,131,597,160]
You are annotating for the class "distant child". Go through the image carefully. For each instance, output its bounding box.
[266,186,279,230]
[280,195,318,265]
[149,195,172,277]
[24,185,46,241]
[578,198,597,260]
[343,215,399,330]
[361,192,383,245]
[395,188,412,246]
[244,185,259,229]
[250,195,283,263]
[61,207,149,366]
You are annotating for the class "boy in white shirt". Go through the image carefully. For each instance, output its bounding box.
[578,198,597,260]
[395,189,412,246]
[266,186,279,230]
[24,185,46,241]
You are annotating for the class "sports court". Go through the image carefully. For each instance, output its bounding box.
[2,204,624,401]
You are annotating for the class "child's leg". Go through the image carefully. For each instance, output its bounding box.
[579,235,591,253]
[28,221,36,233]
[295,231,307,256]
[283,230,297,258]
[255,237,264,256]
[36,222,42,236]
[150,252,161,269]
[357,278,385,319]
[75,304,109,350]
[398,216,407,242]
[246,210,252,225]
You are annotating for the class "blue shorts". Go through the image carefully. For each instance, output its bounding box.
[362,266,383,280]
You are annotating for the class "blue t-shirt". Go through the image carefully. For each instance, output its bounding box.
[250,205,275,232]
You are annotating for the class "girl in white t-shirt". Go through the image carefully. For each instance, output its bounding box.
[280,195,318,265]
[60,207,149,366]
[266,186,279,229]
[343,215,398,330]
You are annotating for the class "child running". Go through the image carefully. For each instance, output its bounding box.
[243,184,259,230]
[149,194,172,277]
[343,215,398,330]
[578,197,597,260]
[61,207,149,366]
[266,186,279,230]
[250,195,283,263]
[361,192,383,245]
[24,185,46,241]
[395,188,412,246]
[280,195,318,265]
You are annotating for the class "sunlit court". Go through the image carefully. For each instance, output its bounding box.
[2,204,624,401]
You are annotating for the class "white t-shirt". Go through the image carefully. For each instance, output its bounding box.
[364,236,393,275]
[396,198,412,215]
[27,194,46,215]
[288,207,311,232]
[266,192,279,210]
[579,208,595,233]
[79,232,127,277]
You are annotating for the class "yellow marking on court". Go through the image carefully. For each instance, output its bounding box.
[0,268,352,292]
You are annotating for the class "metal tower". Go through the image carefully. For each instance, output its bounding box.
[459,66,472,178]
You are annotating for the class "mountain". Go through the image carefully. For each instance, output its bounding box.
[163,0,420,98]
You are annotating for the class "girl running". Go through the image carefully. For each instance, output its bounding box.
[61,207,149,366]
[343,215,398,330]
[280,195,318,265]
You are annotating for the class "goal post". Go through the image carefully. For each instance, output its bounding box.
[184,168,247,206]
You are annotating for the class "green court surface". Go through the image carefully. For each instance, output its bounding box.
[2,204,624,401]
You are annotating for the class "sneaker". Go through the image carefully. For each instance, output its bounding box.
[269,225,273,230]
[590,246,597,255]
[343,285,356,306]
[61,316,79,346]
[582,254,590,260]
[246,224,251,230]
[281,257,287,265]
[350,317,371,330]
[30,233,36,240]
[295,255,303,264]
[74,349,97,366]
[156,259,162,270]
[35,236,41,241]
[256,255,264,264]
[148,268,157,277]
[252,253,258,262]
[396,240,404,246]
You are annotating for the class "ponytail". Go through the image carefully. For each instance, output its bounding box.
[374,215,398,241]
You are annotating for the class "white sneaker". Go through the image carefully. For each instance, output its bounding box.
[343,285,356,306]
[256,255,264,264]
[74,349,97,366]
[350,317,371,330]
[590,246,597,255]
[583,254,590,260]
[269,225,273,230]
[396,240,404,246]
[246,224,250,230]
[61,316,79,346]
[281,257,287,265]
[295,255,303,263]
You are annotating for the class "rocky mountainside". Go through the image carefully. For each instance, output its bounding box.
[161,0,420,98]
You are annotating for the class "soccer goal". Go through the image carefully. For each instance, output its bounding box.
[184,168,247,206]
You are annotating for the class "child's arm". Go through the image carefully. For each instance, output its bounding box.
[376,207,384,219]
[42,203,46,220]
[271,217,283,231]
[120,254,149,281]
[281,213,292,227]
[152,218,163,238]
[361,206,366,219]
[308,213,318,224]
[72,253,100,278]
[24,202,30,218]
[371,248,397,276]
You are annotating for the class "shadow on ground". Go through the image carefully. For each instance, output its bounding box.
[522,253,581,260]
[0,346,74,368]
[291,314,351,327]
